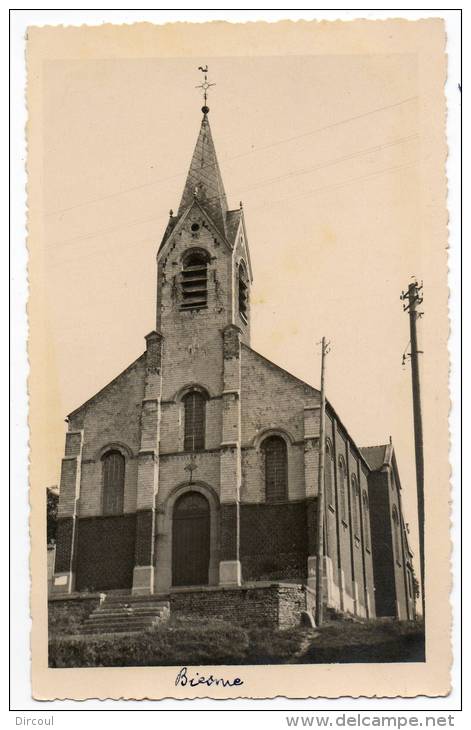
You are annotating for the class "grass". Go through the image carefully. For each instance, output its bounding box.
[49,617,250,667]
[48,597,100,637]
[48,614,425,668]
[298,619,425,664]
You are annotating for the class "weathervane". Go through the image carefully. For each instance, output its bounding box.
[196,65,215,113]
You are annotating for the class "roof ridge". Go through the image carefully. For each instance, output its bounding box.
[67,352,146,419]
[243,345,372,471]
[241,343,319,394]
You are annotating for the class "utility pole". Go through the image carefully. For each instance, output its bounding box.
[401,280,425,620]
[315,337,329,626]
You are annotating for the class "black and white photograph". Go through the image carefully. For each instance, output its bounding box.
[20,14,455,702]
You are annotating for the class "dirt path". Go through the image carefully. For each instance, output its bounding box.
[288,630,319,663]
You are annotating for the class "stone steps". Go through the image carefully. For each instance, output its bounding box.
[103,595,168,605]
[87,607,168,619]
[81,620,158,635]
[82,596,170,635]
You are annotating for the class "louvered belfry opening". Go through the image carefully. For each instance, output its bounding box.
[238,261,248,322]
[102,450,125,515]
[183,390,206,451]
[180,251,208,310]
[262,435,288,503]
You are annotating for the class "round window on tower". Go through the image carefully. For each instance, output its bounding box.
[191,223,200,232]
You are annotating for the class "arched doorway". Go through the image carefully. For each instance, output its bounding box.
[172,491,210,586]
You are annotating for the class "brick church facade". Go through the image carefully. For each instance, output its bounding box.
[52,104,416,622]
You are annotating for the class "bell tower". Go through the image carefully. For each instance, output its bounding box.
[155,81,253,402]
[152,74,253,589]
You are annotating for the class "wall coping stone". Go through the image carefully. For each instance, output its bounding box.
[48,581,307,603]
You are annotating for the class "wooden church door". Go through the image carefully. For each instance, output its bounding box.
[172,492,210,586]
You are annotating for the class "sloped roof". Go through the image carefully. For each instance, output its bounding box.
[67,353,146,419]
[177,112,228,236]
[360,444,394,471]
[159,214,179,250]
[226,208,243,247]
[242,343,319,396]
[243,344,372,471]
[159,113,248,256]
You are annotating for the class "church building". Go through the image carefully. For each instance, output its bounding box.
[51,97,416,625]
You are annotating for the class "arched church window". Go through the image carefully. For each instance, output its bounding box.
[238,261,248,323]
[262,435,288,503]
[325,439,335,509]
[180,251,209,310]
[183,390,206,451]
[362,489,371,550]
[102,450,125,515]
[392,504,401,565]
[351,474,360,537]
[338,455,348,523]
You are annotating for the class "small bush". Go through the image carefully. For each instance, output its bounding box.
[48,599,99,638]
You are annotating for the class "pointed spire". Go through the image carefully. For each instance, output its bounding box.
[177,112,228,236]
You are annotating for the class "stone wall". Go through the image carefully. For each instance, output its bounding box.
[367,463,414,621]
[48,584,310,632]
[53,190,389,619]
[368,469,396,616]
[323,411,376,617]
[170,583,309,629]
[240,345,317,450]
[68,355,146,518]
[360,464,376,616]
[157,205,231,404]
[389,470,413,620]
[241,442,305,503]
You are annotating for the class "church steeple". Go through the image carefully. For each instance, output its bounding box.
[177,110,228,237]
[157,71,253,346]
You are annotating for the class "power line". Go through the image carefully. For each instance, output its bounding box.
[49,157,417,251]
[230,95,418,159]
[171,133,417,205]
[47,234,158,269]
[49,211,168,249]
[251,159,418,212]
[49,133,417,249]
[239,134,418,194]
[44,95,418,218]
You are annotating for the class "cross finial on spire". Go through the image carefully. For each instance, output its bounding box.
[196,65,215,115]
